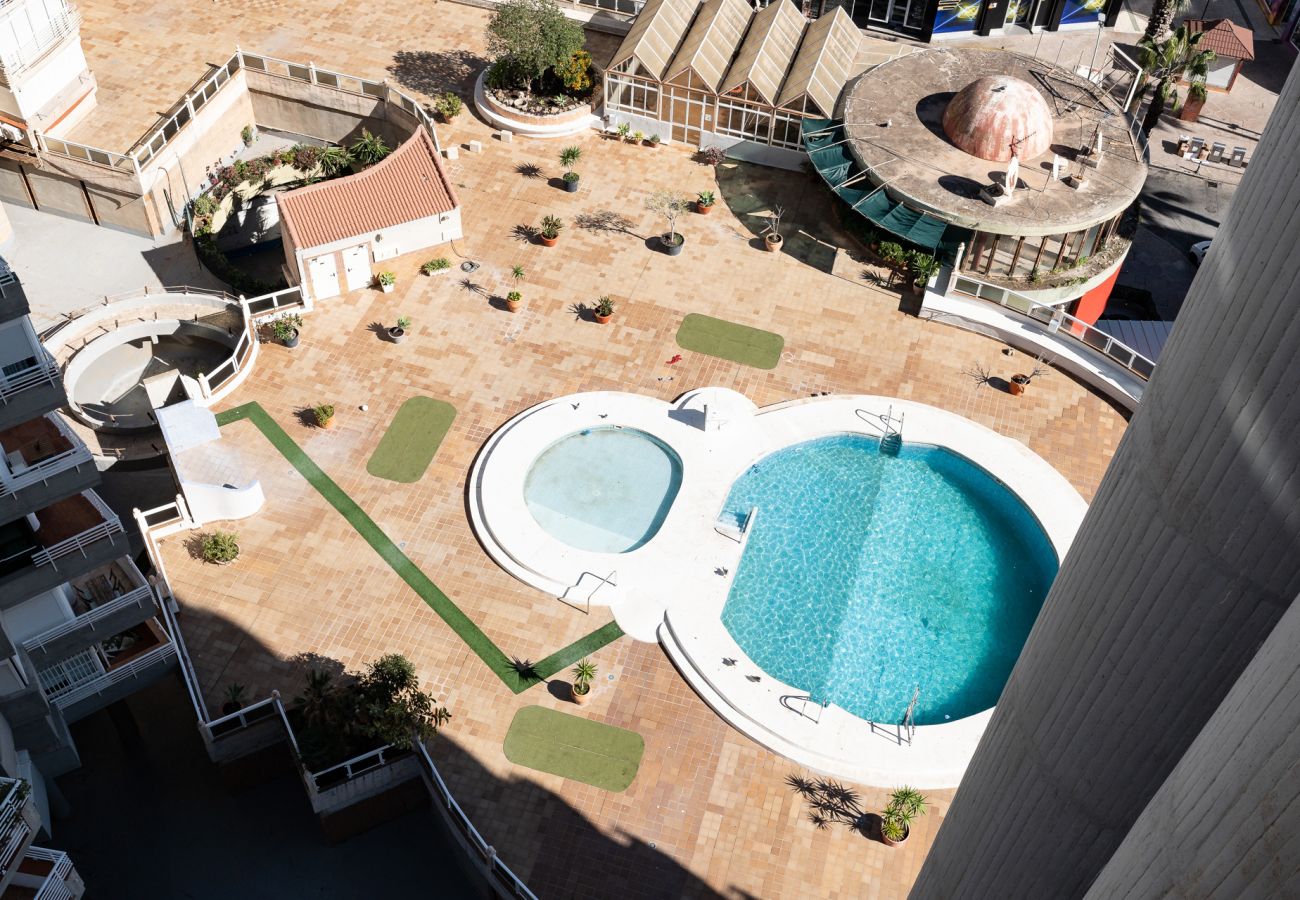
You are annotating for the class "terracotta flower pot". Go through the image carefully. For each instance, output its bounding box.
[697,202,713,215]
[765,234,782,253]
[506,299,521,313]
[1008,376,1027,396]
[321,417,335,429]
[572,683,590,705]
[594,312,611,324]
[880,823,909,848]
[539,235,558,247]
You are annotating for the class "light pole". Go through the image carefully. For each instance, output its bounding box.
[1088,12,1106,82]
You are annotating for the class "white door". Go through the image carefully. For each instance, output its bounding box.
[308,253,340,300]
[342,244,371,291]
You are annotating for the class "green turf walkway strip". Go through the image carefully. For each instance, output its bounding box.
[215,403,623,693]
[503,706,644,792]
[366,397,457,483]
[676,313,784,370]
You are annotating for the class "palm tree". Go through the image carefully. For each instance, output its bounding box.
[317,145,351,177]
[1137,25,1215,136]
[294,669,338,730]
[1143,0,1188,43]
[350,129,390,167]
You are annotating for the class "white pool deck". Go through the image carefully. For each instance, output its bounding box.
[469,388,1086,786]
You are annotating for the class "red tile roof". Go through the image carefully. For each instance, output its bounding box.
[277,128,460,250]
[1184,18,1255,61]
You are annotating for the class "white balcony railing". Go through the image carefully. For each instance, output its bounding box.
[25,846,80,900]
[0,416,93,498]
[0,3,81,87]
[0,358,60,405]
[21,585,154,654]
[30,491,124,568]
[47,640,175,710]
[0,778,34,878]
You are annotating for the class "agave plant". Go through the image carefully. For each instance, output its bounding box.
[350,128,391,166]
[571,658,597,696]
[881,786,927,843]
[317,145,352,177]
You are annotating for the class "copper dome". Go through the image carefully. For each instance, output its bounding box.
[942,75,1053,162]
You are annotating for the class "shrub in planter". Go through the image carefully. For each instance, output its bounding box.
[593,295,614,324]
[318,145,352,177]
[421,257,451,275]
[699,146,726,167]
[645,190,690,256]
[351,129,390,167]
[434,91,463,122]
[539,215,563,246]
[648,134,661,148]
[377,271,397,293]
[313,404,336,429]
[616,122,631,141]
[240,124,255,146]
[271,313,303,348]
[201,530,240,565]
[906,251,940,293]
[559,145,581,192]
[631,130,644,145]
[878,241,905,266]
[880,787,927,847]
[696,190,715,214]
[290,143,321,171]
[389,315,411,343]
[571,657,597,704]
[222,683,247,716]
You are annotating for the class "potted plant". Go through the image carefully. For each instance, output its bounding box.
[880,786,927,848]
[271,313,302,348]
[645,190,689,256]
[571,657,597,705]
[421,257,451,276]
[314,403,336,429]
[538,215,563,247]
[631,130,644,145]
[506,265,524,312]
[907,251,940,295]
[201,530,240,565]
[647,134,661,148]
[222,683,247,716]
[434,91,463,123]
[560,146,582,193]
[878,241,905,268]
[1009,362,1046,397]
[697,190,715,215]
[763,206,786,253]
[377,271,396,293]
[593,295,614,324]
[389,315,411,343]
[615,122,631,141]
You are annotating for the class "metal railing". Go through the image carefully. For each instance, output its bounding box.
[950,274,1156,380]
[308,743,401,791]
[0,778,31,877]
[130,55,241,167]
[0,358,60,404]
[30,491,124,568]
[48,640,176,710]
[0,2,81,86]
[246,285,304,318]
[26,847,78,900]
[204,694,278,738]
[0,438,93,498]
[199,285,302,398]
[21,584,154,653]
[415,742,538,899]
[33,132,137,175]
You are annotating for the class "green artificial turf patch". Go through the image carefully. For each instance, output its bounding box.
[503,706,644,792]
[366,397,457,483]
[676,313,784,370]
[215,403,623,693]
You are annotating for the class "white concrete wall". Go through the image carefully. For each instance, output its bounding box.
[3,38,88,123]
[910,59,1300,900]
[295,208,463,299]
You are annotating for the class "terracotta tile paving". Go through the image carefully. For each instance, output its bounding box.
[90,3,1127,896]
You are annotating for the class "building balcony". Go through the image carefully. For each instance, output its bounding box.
[0,414,96,522]
[0,846,85,899]
[37,618,176,723]
[0,2,82,90]
[0,779,39,896]
[0,491,127,608]
[0,330,65,432]
[21,558,158,670]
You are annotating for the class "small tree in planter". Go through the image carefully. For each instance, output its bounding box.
[389,315,411,343]
[271,313,303,348]
[762,206,785,253]
[222,683,248,716]
[696,190,716,215]
[506,265,525,312]
[571,657,597,705]
[906,251,940,295]
[201,530,240,565]
[880,786,927,847]
[593,295,614,324]
[434,91,463,123]
[645,190,690,256]
[539,215,564,246]
[421,257,451,276]
[314,403,336,429]
[559,146,582,192]
[1009,361,1048,397]
[377,271,396,293]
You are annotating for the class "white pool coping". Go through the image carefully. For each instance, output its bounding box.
[469,389,1086,786]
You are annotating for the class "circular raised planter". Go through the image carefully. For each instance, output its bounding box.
[474,70,598,139]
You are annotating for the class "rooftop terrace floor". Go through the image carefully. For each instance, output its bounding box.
[151,100,1127,897]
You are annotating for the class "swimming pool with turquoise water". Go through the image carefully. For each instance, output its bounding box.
[720,434,1058,726]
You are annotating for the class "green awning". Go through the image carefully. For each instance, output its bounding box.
[801,118,966,255]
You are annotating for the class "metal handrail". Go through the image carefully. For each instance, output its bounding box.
[48,641,176,709]
[0,358,59,403]
[951,273,1156,379]
[30,517,123,568]
[0,443,93,496]
[414,742,539,900]
[27,847,77,900]
[0,777,30,876]
[0,3,81,85]
[308,743,398,790]
[21,585,154,652]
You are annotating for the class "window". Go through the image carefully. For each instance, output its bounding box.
[2,356,37,379]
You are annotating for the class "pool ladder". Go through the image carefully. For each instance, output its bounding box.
[880,406,904,457]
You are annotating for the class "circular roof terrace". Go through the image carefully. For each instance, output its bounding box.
[841,48,1147,237]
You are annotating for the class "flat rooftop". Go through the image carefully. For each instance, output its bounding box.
[842,47,1147,236]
